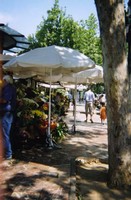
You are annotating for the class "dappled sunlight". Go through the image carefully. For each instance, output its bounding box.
[3,160,70,199]
[76,162,131,200]
[3,102,130,199]
[3,102,109,199]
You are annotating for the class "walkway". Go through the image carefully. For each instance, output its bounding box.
[1,103,131,200]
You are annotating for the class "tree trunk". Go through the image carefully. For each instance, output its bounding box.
[95,0,131,188]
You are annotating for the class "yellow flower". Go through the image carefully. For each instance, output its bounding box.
[31,110,47,119]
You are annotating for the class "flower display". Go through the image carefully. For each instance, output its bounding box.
[12,81,70,150]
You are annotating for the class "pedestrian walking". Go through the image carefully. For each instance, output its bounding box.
[84,85,95,123]
[100,102,107,125]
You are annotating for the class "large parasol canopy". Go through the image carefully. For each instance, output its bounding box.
[0,54,15,63]
[4,45,95,148]
[3,45,95,75]
[60,65,103,84]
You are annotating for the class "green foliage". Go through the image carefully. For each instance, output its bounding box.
[77,15,102,65]
[28,34,40,49]
[35,0,65,47]
[93,83,105,94]
[28,0,102,65]
[52,119,68,142]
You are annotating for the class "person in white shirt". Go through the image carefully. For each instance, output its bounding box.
[99,94,106,105]
[84,85,95,123]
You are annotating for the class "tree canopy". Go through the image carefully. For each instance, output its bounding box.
[28,0,102,65]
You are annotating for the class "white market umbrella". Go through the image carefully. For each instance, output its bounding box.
[38,82,63,89]
[34,74,62,83]
[77,84,87,91]
[61,65,103,84]
[60,65,103,132]
[3,45,95,75]
[0,54,15,61]
[4,45,95,147]
[78,65,103,83]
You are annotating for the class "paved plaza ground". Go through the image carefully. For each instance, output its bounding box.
[1,103,131,200]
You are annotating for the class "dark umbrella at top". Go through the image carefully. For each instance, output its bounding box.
[0,23,30,53]
[0,23,30,80]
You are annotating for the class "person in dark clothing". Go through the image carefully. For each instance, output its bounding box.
[0,75,16,159]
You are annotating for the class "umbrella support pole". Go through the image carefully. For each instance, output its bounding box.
[71,124,76,134]
[72,78,77,134]
[46,127,54,149]
[46,69,62,149]
[46,69,54,148]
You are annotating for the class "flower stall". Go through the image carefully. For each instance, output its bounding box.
[12,80,70,150]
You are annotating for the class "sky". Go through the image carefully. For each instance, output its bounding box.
[0,0,129,38]
[0,0,98,37]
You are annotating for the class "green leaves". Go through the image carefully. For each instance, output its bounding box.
[28,0,102,65]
